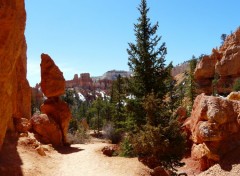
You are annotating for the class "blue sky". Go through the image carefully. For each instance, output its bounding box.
[25,0,240,86]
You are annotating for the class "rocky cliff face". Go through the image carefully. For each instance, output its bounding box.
[0,0,31,151]
[184,93,240,170]
[195,27,240,95]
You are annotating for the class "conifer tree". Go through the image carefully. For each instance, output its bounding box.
[127,0,168,98]
[127,0,186,172]
[186,56,197,109]
[127,0,168,126]
[110,75,127,130]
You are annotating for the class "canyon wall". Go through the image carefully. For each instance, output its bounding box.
[0,0,31,150]
[195,27,240,95]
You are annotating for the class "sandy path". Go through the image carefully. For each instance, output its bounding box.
[9,135,150,176]
[53,142,150,176]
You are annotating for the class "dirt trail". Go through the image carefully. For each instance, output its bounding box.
[54,142,150,176]
[0,135,150,176]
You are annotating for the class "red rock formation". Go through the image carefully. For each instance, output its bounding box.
[0,0,31,150]
[41,97,71,145]
[31,114,63,146]
[195,27,240,95]
[31,54,71,146]
[185,93,240,170]
[40,54,65,98]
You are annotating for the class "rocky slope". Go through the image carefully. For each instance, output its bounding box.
[0,0,31,151]
[195,27,240,95]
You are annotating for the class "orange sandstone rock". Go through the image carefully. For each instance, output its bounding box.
[195,27,240,95]
[41,97,71,145]
[31,114,63,146]
[185,93,240,170]
[40,54,65,98]
[0,0,31,150]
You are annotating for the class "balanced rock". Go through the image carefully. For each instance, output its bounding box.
[40,54,65,98]
[0,0,31,151]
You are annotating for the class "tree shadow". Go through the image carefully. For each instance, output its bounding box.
[0,132,23,176]
[55,145,84,154]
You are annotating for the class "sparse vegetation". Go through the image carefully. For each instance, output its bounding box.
[233,78,240,91]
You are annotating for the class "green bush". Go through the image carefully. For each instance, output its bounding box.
[68,118,78,133]
[119,136,135,157]
[132,120,186,172]
[68,117,91,144]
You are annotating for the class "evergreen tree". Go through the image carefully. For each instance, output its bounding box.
[165,62,180,114]
[221,33,227,44]
[127,0,186,172]
[185,56,197,109]
[110,75,127,130]
[127,0,168,126]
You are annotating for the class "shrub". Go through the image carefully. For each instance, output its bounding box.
[132,120,186,172]
[103,123,122,144]
[68,118,78,134]
[119,136,135,157]
[67,126,90,144]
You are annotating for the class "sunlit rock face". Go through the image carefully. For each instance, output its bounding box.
[0,0,31,151]
[195,27,240,95]
[184,93,240,170]
[40,53,65,98]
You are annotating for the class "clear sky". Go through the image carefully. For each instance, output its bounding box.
[25,0,240,86]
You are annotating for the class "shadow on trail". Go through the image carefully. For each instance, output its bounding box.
[0,132,23,176]
[55,145,84,154]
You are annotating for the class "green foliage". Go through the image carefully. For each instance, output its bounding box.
[62,89,75,106]
[221,33,227,44]
[143,92,161,126]
[132,121,186,172]
[119,136,135,157]
[165,63,181,113]
[67,125,90,144]
[127,0,170,127]
[233,79,240,91]
[185,56,197,109]
[125,0,187,172]
[110,75,127,130]
[212,72,219,96]
[68,118,78,133]
[127,0,168,99]
[103,123,122,144]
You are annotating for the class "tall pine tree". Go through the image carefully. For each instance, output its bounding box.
[127,0,169,126]
[127,0,168,99]
[127,1,186,172]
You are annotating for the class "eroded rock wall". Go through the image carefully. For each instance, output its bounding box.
[0,0,31,150]
[195,27,240,95]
